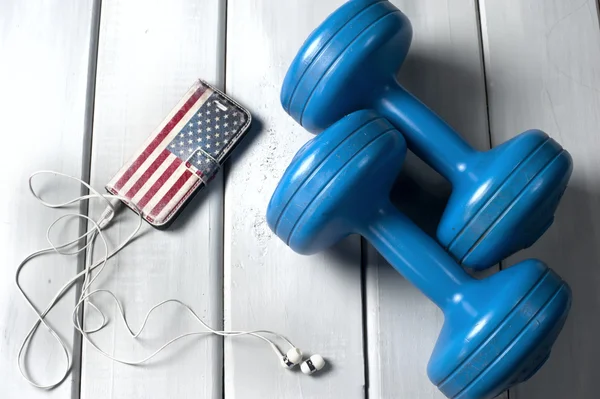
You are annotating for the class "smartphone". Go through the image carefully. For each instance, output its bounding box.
[106,80,252,228]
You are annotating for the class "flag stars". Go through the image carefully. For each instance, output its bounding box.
[169,102,247,166]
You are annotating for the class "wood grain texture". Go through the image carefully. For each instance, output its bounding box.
[223,1,366,398]
[479,0,600,397]
[4,1,597,398]
[80,1,225,398]
[365,1,502,398]
[0,0,96,396]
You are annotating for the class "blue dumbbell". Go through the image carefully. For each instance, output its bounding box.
[280,0,573,270]
[267,111,571,399]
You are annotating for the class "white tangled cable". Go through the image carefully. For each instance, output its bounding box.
[16,171,301,389]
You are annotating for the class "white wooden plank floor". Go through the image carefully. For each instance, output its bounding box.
[2,0,599,398]
[81,1,225,398]
[0,1,96,397]
[225,1,366,398]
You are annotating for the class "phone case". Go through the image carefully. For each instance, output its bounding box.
[106,80,251,228]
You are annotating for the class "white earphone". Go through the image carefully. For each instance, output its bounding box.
[301,354,327,375]
[16,171,325,389]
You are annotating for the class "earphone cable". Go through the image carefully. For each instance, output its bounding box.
[16,171,298,389]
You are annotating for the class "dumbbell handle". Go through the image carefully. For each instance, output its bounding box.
[359,199,471,308]
[376,83,477,183]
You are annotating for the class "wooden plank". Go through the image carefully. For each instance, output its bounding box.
[223,0,366,397]
[80,1,225,398]
[366,1,499,398]
[478,0,600,397]
[0,0,96,396]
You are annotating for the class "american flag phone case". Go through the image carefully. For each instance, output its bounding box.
[106,80,251,228]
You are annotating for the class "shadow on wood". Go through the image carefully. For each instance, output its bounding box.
[511,179,600,398]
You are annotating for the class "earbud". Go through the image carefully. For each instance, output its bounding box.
[300,354,325,375]
[281,347,303,369]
